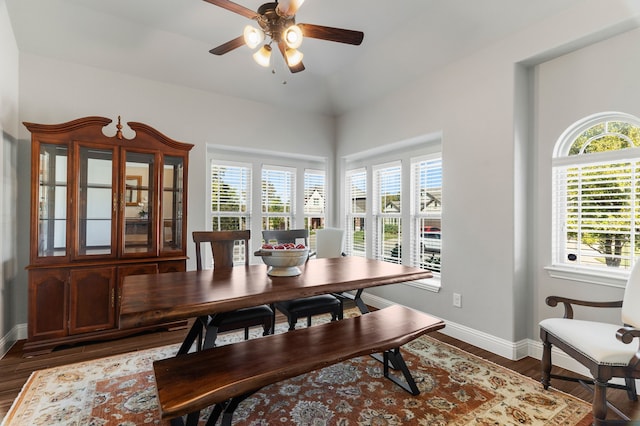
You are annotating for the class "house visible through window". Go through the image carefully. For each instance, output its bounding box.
[552,112,640,273]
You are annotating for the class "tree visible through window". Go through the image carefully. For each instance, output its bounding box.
[553,113,640,271]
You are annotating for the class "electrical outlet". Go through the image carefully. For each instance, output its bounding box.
[453,293,462,308]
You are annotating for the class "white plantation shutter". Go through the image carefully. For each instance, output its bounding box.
[554,159,638,269]
[411,157,442,273]
[346,169,366,256]
[210,163,251,231]
[373,163,401,262]
[552,114,640,273]
[262,166,295,231]
[304,170,326,250]
[210,162,251,265]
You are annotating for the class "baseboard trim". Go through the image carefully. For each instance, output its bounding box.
[1,323,27,358]
[361,293,640,394]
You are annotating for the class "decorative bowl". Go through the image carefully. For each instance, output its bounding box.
[255,248,309,276]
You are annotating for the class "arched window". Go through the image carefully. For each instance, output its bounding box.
[552,112,640,272]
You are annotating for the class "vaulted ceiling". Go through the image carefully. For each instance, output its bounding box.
[6,0,583,116]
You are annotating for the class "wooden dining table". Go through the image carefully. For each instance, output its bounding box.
[119,256,432,354]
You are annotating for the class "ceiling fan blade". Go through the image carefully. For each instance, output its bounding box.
[278,42,305,73]
[202,0,257,19]
[297,23,364,45]
[209,36,245,55]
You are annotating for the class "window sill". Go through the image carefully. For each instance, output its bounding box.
[544,265,627,289]
[401,276,441,292]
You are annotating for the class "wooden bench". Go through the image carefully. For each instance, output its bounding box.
[153,304,445,426]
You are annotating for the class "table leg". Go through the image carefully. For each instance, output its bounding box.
[177,316,208,355]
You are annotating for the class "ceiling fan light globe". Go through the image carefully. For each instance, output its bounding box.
[276,0,305,17]
[253,45,272,67]
[284,25,303,49]
[243,25,264,49]
[285,48,303,67]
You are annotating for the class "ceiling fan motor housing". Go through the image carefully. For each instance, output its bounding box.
[257,2,296,42]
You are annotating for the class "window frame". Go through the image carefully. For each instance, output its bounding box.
[207,145,328,265]
[340,134,442,292]
[548,112,640,287]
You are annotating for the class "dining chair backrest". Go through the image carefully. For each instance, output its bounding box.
[622,260,640,327]
[192,230,250,270]
[262,229,309,246]
[315,228,344,259]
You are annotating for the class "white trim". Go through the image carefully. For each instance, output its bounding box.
[362,293,638,394]
[401,278,441,293]
[545,265,627,288]
[0,323,27,358]
[362,293,527,360]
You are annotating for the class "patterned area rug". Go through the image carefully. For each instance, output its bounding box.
[3,314,591,425]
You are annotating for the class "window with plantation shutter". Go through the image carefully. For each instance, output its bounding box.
[411,156,442,273]
[373,162,402,262]
[262,166,295,231]
[346,169,366,257]
[210,162,251,265]
[304,169,325,250]
[553,113,640,273]
[210,162,250,231]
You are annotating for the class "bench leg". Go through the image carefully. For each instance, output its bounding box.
[168,410,199,426]
[205,391,256,426]
[383,347,420,395]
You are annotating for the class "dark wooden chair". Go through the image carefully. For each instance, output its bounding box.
[193,231,273,348]
[539,262,640,425]
[262,229,343,331]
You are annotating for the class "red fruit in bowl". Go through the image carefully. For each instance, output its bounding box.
[262,244,274,249]
[274,245,286,250]
[295,244,306,249]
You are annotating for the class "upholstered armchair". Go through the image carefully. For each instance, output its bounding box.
[539,263,640,424]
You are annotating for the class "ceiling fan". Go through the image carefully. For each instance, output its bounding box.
[204,0,364,73]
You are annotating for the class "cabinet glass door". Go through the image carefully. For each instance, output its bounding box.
[161,156,185,253]
[123,152,155,254]
[78,146,115,256]
[38,144,68,258]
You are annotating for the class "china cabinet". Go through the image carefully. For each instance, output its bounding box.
[24,116,193,355]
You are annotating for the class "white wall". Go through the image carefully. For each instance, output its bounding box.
[0,0,20,353]
[14,53,335,326]
[336,0,640,344]
[5,0,640,357]
[534,27,640,333]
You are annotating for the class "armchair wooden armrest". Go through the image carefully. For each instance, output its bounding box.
[616,326,640,368]
[545,296,623,319]
[616,326,640,344]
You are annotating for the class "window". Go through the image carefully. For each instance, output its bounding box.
[262,166,294,231]
[373,162,402,262]
[346,169,366,256]
[412,157,442,273]
[210,162,251,231]
[208,146,327,261]
[210,162,251,265]
[552,112,640,273]
[343,137,442,280]
[304,169,326,250]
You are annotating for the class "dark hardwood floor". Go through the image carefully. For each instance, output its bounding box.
[1,309,639,423]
